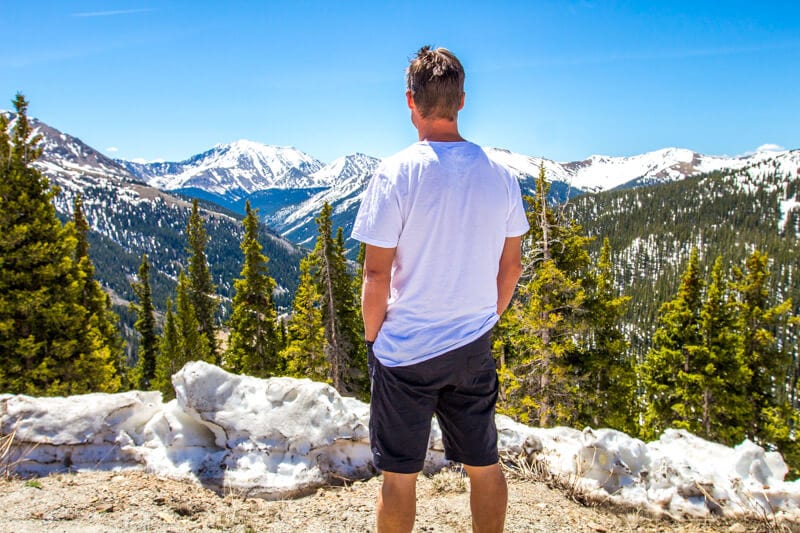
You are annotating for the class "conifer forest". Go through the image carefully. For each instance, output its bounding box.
[2,95,800,474]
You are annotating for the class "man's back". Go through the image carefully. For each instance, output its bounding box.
[353,45,526,533]
[353,140,527,366]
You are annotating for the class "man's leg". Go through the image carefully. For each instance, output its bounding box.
[464,463,507,533]
[376,471,419,533]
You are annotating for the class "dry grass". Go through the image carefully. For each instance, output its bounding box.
[500,451,607,513]
[429,466,468,493]
[500,451,800,533]
[0,419,37,481]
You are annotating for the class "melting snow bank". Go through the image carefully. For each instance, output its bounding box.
[497,417,800,519]
[1,361,799,519]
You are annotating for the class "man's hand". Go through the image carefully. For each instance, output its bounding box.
[362,245,396,342]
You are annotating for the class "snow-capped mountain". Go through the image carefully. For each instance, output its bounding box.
[33,121,138,186]
[268,153,380,246]
[116,138,794,256]
[3,113,306,316]
[720,149,800,237]
[119,140,325,200]
[485,146,786,193]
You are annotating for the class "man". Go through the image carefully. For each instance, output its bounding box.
[351,46,529,533]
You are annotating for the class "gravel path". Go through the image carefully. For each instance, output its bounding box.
[0,469,792,532]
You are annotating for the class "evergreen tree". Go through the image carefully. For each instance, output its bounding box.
[640,248,704,440]
[224,201,281,377]
[642,255,750,443]
[335,227,368,394]
[734,251,791,431]
[186,199,218,360]
[72,194,126,386]
[175,270,213,368]
[733,251,799,470]
[130,254,159,390]
[305,203,367,396]
[579,238,635,434]
[152,298,179,400]
[281,256,327,381]
[0,94,119,395]
[689,256,750,443]
[496,165,593,426]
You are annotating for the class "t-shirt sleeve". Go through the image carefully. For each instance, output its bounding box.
[506,175,530,237]
[351,169,403,248]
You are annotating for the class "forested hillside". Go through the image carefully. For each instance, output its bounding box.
[0,112,308,315]
[568,151,800,360]
[0,111,307,364]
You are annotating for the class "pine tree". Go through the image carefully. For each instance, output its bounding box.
[579,238,635,433]
[733,250,798,468]
[148,271,212,400]
[497,165,593,426]
[175,270,213,368]
[186,199,218,360]
[689,256,751,443]
[72,194,126,386]
[734,251,791,429]
[281,256,327,381]
[303,202,367,396]
[335,227,368,395]
[224,201,281,377]
[152,298,179,400]
[640,248,704,440]
[640,255,750,443]
[130,254,159,390]
[0,94,119,395]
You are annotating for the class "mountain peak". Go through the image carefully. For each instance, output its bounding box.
[122,141,325,198]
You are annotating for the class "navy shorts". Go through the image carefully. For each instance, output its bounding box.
[367,330,499,474]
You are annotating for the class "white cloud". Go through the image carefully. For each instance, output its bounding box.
[72,8,156,18]
[106,146,119,153]
[756,143,785,153]
[738,144,787,157]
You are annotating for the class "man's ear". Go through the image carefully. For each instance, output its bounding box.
[406,90,415,110]
[459,92,465,111]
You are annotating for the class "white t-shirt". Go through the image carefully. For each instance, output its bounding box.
[351,141,529,367]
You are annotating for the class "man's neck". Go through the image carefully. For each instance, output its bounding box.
[415,117,465,143]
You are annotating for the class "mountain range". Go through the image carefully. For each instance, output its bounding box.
[118,138,793,251]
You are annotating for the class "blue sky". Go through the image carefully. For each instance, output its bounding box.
[2,1,799,164]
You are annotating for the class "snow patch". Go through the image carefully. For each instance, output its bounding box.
[2,362,800,517]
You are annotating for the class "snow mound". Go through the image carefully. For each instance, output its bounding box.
[2,361,799,517]
[0,390,161,474]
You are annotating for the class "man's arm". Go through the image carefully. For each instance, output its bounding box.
[362,244,396,342]
[496,236,523,315]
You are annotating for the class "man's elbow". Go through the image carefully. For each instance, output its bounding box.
[363,267,392,285]
[503,260,523,282]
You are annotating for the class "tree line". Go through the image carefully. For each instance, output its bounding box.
[496,165,800,474]
[129,198,368,401]
[566,166,800,363]
[2,94,799,473]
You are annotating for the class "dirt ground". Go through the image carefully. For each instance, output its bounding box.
[0,468,795,532]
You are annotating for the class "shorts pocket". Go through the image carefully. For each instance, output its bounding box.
[467,351,497,372]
